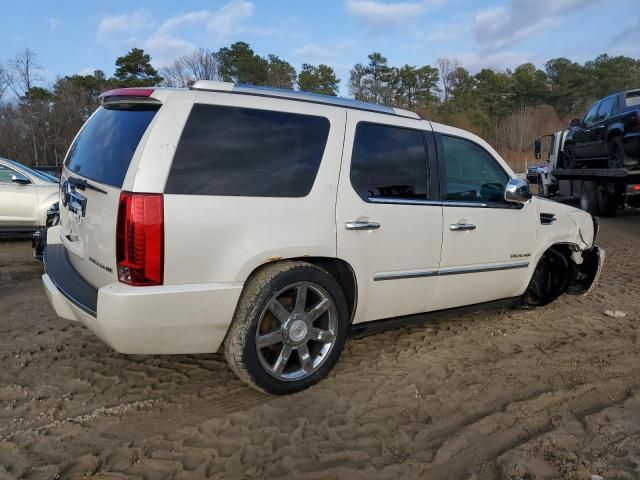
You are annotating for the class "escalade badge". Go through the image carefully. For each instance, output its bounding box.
[89,257,113,273]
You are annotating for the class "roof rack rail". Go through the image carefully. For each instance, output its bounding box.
[189,81,420,120]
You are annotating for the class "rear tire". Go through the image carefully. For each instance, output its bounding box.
[597,188,620,217]
[580,181,600,215]
[607,137,625,169]
[564,144,576,168]
[224,261,349,395]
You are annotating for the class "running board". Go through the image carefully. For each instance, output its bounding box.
[349,297,521,337]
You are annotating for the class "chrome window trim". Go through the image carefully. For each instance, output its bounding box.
[442,200,490,208]
[374,261,529,281]
[368,197,521,209]
[369,197,441,206]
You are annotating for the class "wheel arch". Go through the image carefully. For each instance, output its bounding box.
[522,241,598,306]
[244,256,358,323]
[606,127,623,143]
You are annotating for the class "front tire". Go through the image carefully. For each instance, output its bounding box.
[224,261,349,395]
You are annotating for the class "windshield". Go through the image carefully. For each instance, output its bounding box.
[4,159,59,183]
[65,103,160,188]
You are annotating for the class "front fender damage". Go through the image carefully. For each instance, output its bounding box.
[523,244,605,307]
[569,245,605,296]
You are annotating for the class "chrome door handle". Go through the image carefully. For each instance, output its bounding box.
[345,220,380,231]
[449,223,476,231]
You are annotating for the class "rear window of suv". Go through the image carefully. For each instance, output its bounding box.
[165,104,330,197]
[65,104,159,188]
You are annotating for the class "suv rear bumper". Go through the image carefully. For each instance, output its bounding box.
[42,245,243,354]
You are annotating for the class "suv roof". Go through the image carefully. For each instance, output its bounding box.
[189,81,421,120]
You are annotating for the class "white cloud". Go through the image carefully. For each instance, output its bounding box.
[47,17,60,31]
[293,40,355,63]
[97,10,154,45]
[79,66,98,75]
[345,0,442,28]
[412,18,469,43]
[474,0,597,50]
[96,1,255,67]
[452,51,535,73]
[293,44,334,62]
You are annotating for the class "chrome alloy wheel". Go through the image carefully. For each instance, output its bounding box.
[255,281,338,381]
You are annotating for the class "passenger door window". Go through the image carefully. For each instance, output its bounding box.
[0,165,18,183]
[440,135,510,204]
[350,123,427,201]
[595,97,615,122]
[583,102,600,126]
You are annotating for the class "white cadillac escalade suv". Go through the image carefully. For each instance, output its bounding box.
[42,82,604,394]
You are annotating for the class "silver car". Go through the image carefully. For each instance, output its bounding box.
[0,158,59,232]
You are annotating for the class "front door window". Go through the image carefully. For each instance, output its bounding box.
[440,135,509,204]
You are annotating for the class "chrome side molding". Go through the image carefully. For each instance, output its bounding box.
[374,261,530,281]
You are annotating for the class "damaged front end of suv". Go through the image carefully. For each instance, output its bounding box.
[524,203,605,307]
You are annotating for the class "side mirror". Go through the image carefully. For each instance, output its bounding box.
[11,173,30,185]
[505,178,532,204]
[534,138,541,159]
[569,118,581,128]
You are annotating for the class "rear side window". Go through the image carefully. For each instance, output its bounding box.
[626,91,640,107]
[65,104,159,188]
[350,123,427,201]
[165,104,330,197]
[440,135,509,203]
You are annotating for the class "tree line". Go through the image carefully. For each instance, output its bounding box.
[1,42,639,170]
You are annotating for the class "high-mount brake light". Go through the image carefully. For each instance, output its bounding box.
[116,192,164,286]
[100,88,154,101]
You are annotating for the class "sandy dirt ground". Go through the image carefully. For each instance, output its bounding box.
[0,211,639,480]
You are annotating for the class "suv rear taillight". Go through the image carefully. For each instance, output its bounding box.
[116,192,164,286]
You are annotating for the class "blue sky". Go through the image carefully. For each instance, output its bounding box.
[1,0,638,95]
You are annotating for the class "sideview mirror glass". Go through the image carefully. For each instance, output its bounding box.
[569,118,581,128]
[505,178,532,204]
[11,173,30,185]
[534,137,541,159]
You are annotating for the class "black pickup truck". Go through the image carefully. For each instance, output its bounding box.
[564,89,640,169]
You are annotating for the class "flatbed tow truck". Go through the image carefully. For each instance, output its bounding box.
[535,130,640,216]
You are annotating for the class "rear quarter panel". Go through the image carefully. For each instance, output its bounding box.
[160,92,347,284]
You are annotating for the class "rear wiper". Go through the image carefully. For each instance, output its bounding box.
[67,176,107,194]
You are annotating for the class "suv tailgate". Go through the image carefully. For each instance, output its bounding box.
[59,102,160,289]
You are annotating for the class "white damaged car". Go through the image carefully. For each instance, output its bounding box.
[41,83,604,394]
